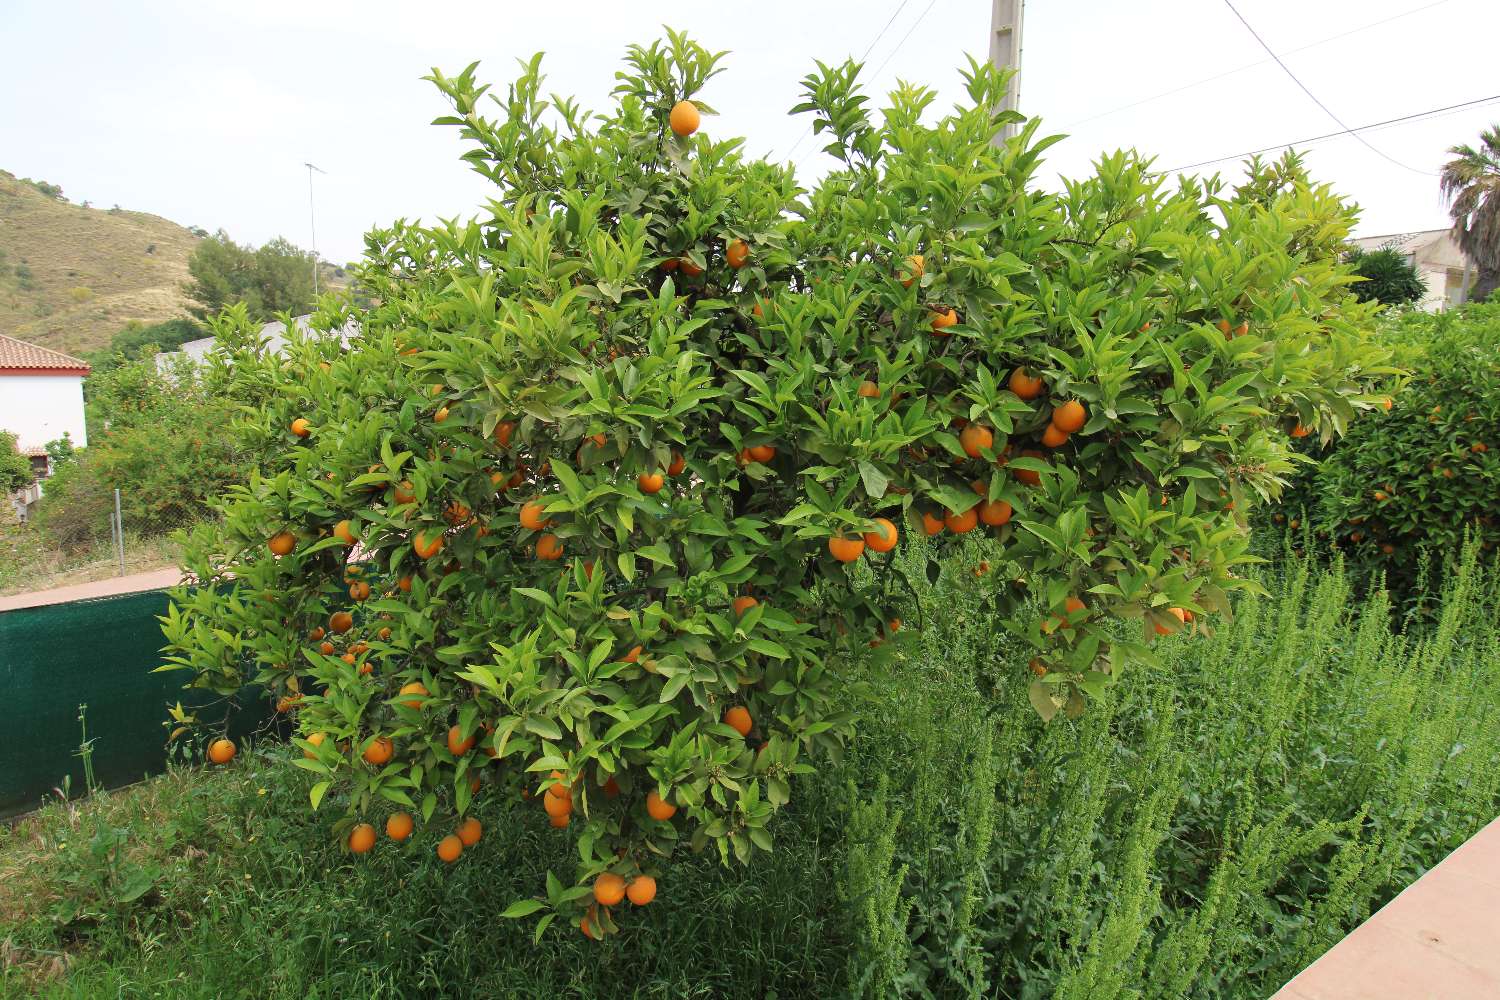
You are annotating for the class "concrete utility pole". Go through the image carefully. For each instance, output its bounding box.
[989,0,1025,143]
[304,162,326,295]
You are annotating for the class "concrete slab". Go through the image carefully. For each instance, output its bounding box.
[1274,816,1500,1000]
[0,567,183,612]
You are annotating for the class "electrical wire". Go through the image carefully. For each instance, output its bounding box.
[1221,0,1436,175]
[779,0,913,162]
[1061,0,1455,131]
[1153,93,1500,175]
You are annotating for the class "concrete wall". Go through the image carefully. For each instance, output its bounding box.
[0,372,88,451]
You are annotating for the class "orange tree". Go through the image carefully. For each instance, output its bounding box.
[160,33,1390,936]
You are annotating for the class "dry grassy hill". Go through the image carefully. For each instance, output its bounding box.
[0,170,203,356]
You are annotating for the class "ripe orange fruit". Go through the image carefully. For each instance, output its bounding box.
[1217,319,1232,335]
[1013,449,1044,487]
[1382,397,1393,411]
[378,626,392,641]
[659,257,679,272]
[436,835,463,863]
[900,254,924,288]
[385,812,414,841]
[362,736,394,765]
[392,480,415,505]
[959,423,994,458]
[319,641,336,655]
[1234,321,1249,338]
[638,472,665,494]
[334,520,358,545]
[543,792,573,818]
[309,626,325,641]
[857,380,880,399]
[1051,401,1087,434]
[944,506,979,534]
[1154,606,1188,636]
[667,451,686,476]
[732,595,759,616]
[535,533,564,560]
[456,817,482,847]
[580,909,598,939]
[398,575,412,593]
[724,705,752,737]
[341,652,357,666]
[1041,423,1070,448]
[646,789,677,821]
[1009,367,1045,400]
[922,511,945,536]
[290,417,311,437]
[680,257,704,277]
[519,500,550,530]
[343,823,377,855]
[447,725,475,756]
[930,308,959,335]
[268,531,296,556]
[1472,442,1488,453]
[594,872,627,906]
[978,498,1013,526]
[669,99,700,136]
[329,611,354,634]
[627,875,657,906]
[863,517,899,553]
[726,239,749,269]
[413,530,444,559]
[304,732,328,758]
[398,682,428,710]
[549,813,570,828]
[828,535,865,563]
[1064,596,1086,617]
[748,444,776,463]
[621,645,643,664]
[349,580,371,601]
[207,738,236,764]
[1373,490,1389,502]
[494,421,515,447]
[752,299,765,319]
[433,406,450,424]
[1030,658,1048,677]
[1290,423,1310,438]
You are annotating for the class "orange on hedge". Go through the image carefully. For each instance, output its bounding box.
[362,736,394,765]
[386,812,414,841]
[747,444,776,463]
[1013,450,1044,487]
[494,421,515,447]
[646,789,677,821]
[863,517,899,553]
[543,792,573,818]
[726,239,749,269]
[413,530,444,559]
[978,498,1013,526]
[207,738,236,764]
[397,575,412,593]
[329,611,354,634]
[638,472,664,494]
[1052,400,1087,434]
[304,732,327,758]
[519,500,550,530]
[667,451,686,476]
[680,257,704,277]
[341,652,357,666]
[398,682,428,710]
[535,533,564,560]
[668,99,700,136]
[1041,423,1070,448]
[627,875,657,906]
[1009,367,1045,400]
[334,520,358,545]
[549,813,570,828]
[594,872,627,906]
[319,641,335,655]
[434,406,450,423]
[857,380,880,399]
[922,511,945,536]
[724,705,752,737]
[732,595,759,617]
[447,725,475,756]
[1290,423,1310,438]
[348,823,377,854]
[959,423,993,458]
[621,645,643,664]
[900,254,924,288]
[436,835,463,863]
[290,417,311,437]
[944,506,979,534]
[456,817,482,847]
[930,307,959,335]
[1154,606,1188,636]
[828,535,865,563]
[268,531,296,556]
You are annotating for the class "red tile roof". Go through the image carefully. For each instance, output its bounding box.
[0,334,91,373]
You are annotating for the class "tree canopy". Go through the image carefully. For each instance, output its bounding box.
[184,231,317,322]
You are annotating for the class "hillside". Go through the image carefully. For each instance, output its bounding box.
[0,171,204,356]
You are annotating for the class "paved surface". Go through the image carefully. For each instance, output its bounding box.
[1275,816,1500,999]
[0,567,183,612]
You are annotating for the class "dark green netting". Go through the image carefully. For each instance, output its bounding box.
[0,589,272,817]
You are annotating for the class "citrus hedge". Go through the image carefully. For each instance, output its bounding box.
[160,33,1388,936]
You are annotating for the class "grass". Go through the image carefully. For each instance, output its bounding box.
[0,527,184,597]
[2,544,1498,998]
[0,171,203,356]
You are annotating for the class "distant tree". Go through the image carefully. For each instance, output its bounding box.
[183,230,316,321]
[0,430,33,492]
[1440,125,1500,303]
[1346,247,1427,306]
[22,178,63,200]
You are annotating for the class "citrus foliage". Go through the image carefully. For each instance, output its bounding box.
[1276,302,1500,597]
[160,33,1388,933]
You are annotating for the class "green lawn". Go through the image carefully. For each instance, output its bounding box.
[4,544,1498,998]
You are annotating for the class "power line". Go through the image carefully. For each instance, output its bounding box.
[780,0,913,162]
[1154,93,1500,175]
[1221,0,1435,176]
[1061,0,1454,131]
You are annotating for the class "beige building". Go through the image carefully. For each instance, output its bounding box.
[1350,229,1475,312]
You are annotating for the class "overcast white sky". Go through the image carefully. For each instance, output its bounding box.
[3,0,1496,266]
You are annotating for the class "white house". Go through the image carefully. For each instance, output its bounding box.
[1350,229,1474,312]
[159,315,360,371]
[1,333,89,461]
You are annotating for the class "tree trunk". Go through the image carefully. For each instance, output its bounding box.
[1471,267,1500,305]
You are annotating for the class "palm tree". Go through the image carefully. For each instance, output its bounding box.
[1440,126,1500,304]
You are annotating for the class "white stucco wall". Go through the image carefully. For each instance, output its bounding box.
[0,373,88,451]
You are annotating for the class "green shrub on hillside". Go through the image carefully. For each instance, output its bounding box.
[1273,302,1500,600]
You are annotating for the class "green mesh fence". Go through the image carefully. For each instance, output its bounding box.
[0,589,271,817]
